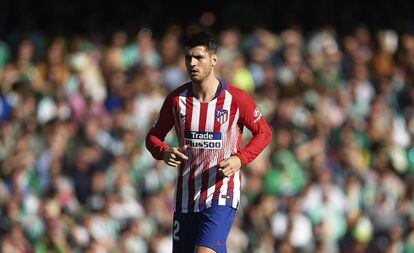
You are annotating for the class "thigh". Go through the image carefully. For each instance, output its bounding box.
[173,212,200,253]
[196,206,236,253]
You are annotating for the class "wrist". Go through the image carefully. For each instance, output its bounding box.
[233,155,243,166]
[162,147,172,159]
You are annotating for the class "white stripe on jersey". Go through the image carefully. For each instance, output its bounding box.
[177,91,187,146]
[191,98,202,212]
[191,97,200,130]
[232,170,241,208]
[218,90,233,206]
[177,91,189,212]
[205,99,217,132]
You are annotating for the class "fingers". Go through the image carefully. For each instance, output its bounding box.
[218,159,230,177]
[218,159,232,177]
[179,145,188,152]
[163,145,189,167]
[168,158,181,165]
[167,160,181,167]
[219,159,230,168]
[172,147,188,161]
[166,153,182,166]
[219,165,233,177]
[218,157,241,177]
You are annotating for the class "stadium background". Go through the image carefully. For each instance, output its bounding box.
[1,0,414,35]
[1,0,414,252]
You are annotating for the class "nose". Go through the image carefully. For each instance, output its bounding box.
[190,57,197,67]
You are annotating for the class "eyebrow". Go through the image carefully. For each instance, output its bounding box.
[185,53,205,58]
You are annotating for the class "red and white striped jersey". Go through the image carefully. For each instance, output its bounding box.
[146,80,272,213]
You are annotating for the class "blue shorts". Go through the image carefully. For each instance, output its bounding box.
[172,205,236,253]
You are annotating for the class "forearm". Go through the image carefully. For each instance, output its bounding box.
[235,129,272,166]
[145,133,171,160]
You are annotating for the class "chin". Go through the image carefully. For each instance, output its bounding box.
[190,76,203,83]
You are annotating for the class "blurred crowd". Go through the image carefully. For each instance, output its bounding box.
[1,23,414,253]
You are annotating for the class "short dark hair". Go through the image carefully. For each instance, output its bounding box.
[184,32,217,54]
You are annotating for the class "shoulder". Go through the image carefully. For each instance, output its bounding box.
[225,83,254,105]
[166,82,191,100]
[225,84,260,119]
[226,83,246,96]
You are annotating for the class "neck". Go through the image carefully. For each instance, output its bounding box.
[192,73,219,103]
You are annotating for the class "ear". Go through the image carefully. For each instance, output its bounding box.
[211,54,217,67]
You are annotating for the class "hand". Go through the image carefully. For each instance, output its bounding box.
[218,156,242,177]
[163,145,188,167]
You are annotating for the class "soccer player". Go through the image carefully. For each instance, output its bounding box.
[146,32,272,253]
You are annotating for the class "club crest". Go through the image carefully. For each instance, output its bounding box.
[216,109,228,124]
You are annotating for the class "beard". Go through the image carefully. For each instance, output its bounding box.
[188,66,212,83]
[190,74,203,83]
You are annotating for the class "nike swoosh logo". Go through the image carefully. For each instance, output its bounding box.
[180,114,186,118]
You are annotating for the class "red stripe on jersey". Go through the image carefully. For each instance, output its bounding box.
[172,98,183,148]
[185,92,196,212]
[199,103,208,131]
[199,95,225,210]
[185,94,193,130]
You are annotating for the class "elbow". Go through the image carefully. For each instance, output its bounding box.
[145,133,155,155]
[145,133,150,150]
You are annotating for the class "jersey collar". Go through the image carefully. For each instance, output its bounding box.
[188,79,227,101]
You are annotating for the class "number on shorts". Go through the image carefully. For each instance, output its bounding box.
[173,220,180,241]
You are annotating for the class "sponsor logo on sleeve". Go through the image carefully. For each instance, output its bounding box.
[253,107,262,123]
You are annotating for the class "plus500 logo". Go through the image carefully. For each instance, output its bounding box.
[184,131,222,149]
